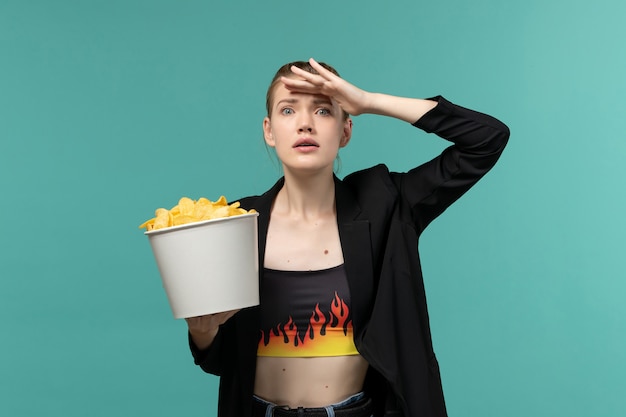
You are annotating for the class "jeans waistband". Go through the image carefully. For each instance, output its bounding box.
[252,392,372,417]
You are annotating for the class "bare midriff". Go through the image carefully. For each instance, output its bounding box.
[254,355,369,408]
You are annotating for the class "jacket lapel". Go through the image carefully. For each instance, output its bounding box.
[252,177,284,274]
[334,176,375,334]
[234,178,284,358]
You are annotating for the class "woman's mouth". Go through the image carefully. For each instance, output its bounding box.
[293,138,320,148]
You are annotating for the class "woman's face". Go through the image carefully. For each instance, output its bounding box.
[263,79,352,175]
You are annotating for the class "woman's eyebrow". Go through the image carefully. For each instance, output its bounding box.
[312,98,333,106]
[275,97,333,107]
[276,98,298,106]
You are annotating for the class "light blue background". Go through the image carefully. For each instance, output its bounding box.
[1,1,624,416]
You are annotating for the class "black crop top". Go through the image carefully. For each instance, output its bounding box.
[257,264,359,357]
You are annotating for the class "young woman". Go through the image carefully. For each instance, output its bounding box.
[185,58,509,417]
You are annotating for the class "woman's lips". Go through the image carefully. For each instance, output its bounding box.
[293,138,319,148]
[293,138,319,152]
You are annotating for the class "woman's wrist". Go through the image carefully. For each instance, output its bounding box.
[363,93,438,123]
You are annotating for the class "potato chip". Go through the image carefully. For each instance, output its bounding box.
[178,197,195,216]
[193,198,215,219]
[153,208,172,230]
[139,196,256,231]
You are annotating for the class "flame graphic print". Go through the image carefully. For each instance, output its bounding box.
[258,292,358,357]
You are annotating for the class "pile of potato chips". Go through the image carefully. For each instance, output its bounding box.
[139,196,256,231]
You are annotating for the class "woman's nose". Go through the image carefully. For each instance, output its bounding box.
[297,114,314,133]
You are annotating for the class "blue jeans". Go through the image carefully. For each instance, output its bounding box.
[252,391,371,417]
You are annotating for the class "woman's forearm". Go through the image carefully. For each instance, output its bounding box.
[362,92,439,123]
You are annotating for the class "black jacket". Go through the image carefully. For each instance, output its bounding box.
[190,96,510,416]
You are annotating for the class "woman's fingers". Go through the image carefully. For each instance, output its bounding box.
[280,75,318,92]
[307,58,342,83]
[280,58,369,116]
[185,309,240,333]
[214,309,240,324]
[285,59,340,93]
[289,58,336,84]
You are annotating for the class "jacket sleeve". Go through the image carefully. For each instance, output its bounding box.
[187,321,231,376]
[188,332,222,376]
[396,95,510,232]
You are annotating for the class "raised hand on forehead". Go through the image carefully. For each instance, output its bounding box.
[280,58,371,116]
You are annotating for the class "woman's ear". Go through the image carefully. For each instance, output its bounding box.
[340,117,353,148]
[263,117,275,147]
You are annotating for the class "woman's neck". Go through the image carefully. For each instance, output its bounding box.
[274,169,336,219]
